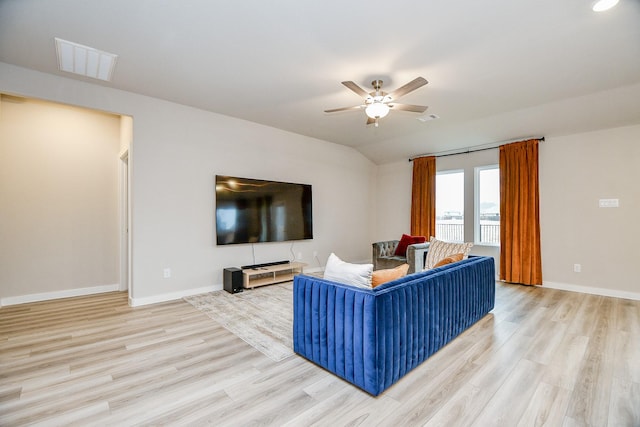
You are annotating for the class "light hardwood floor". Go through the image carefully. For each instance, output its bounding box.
[1,282,639,426]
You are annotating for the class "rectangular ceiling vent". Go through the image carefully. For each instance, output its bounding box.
[417,113,440,122]
[54,37,118,82]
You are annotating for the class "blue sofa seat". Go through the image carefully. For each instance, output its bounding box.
[293,256,495,396]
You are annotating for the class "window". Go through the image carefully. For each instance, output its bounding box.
[436,170,464,242]
[475,165,500,245]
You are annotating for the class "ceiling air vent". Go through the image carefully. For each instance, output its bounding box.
[54,37,118,81]
[417,114,440,122]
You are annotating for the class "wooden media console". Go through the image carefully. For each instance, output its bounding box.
[242,262,307,289]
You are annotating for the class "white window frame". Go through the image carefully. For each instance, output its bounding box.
[474,164,500,246]
[435,169,465,243]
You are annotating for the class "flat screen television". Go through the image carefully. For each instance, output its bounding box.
[215,175,313,245]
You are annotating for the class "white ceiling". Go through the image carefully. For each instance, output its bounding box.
[1,0,639,164]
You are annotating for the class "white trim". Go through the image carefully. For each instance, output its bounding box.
[543,281,640,301]
[474,164,500,245]
[119,149,129,293]
[129,284,222,307]
[1,284,120,307]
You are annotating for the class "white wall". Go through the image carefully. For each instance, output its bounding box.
[0,62,377,305]
[540,125,640,298]
[3,60,637,304]
[375,161,413,241]
[0,95,121,302]
[131,103,376,303]
[376,128,640,299]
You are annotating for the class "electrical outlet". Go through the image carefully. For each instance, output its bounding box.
[573,264,581,273]
[297,252,303,260]
[163,268,171,278]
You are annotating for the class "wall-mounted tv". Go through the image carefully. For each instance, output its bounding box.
[215,175,313,245]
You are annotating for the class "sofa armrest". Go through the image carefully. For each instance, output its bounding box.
[406,242,430,274]
[293,275,379,394]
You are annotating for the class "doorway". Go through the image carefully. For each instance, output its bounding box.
[0,96,127,304]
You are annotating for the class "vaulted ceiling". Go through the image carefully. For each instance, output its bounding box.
[1,0,639,164]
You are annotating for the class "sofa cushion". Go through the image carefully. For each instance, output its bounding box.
[324,253,373,288]
[371,263,409,288]
[433,253,464,268]
[394,234,427,256]
[424,237,473,269]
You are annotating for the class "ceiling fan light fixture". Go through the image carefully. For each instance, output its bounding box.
[365,102,390,119]
[592,0,619,12]
[325,77,428,125]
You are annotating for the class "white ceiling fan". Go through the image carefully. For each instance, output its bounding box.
[325,77,429,127]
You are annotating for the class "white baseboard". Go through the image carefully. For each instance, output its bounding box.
[543,281,640,301]
[1,283,225,308]
[1,284,120,307]
[129,284,222,307]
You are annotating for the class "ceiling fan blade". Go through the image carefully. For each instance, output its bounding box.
[366,117,376,125]
[389,103,428,113]
[342,81,370,98]
[324,105,362,113]
[387,77,428,100]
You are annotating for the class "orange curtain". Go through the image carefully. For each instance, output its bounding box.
[411,156,436,238]
[499,139,542,285]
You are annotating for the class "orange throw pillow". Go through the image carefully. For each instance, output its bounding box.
[372,264,409,288]
[433,253,464,268]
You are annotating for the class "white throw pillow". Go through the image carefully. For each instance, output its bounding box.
[324,253,373,289]
[424,237,473,270]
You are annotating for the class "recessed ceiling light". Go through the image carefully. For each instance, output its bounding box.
[592,0,619,12]
[54,37,118,81]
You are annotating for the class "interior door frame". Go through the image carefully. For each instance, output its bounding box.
[119,149,131,296]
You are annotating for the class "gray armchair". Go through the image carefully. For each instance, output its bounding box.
[372,240,430,274]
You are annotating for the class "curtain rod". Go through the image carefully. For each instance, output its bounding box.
[408,136,545,162]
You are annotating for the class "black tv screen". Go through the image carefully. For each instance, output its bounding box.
[215,175,313,245]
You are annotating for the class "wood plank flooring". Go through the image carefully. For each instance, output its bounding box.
[1,282,639,426]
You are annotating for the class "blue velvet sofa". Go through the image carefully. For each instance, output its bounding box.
[293,255,495,396]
